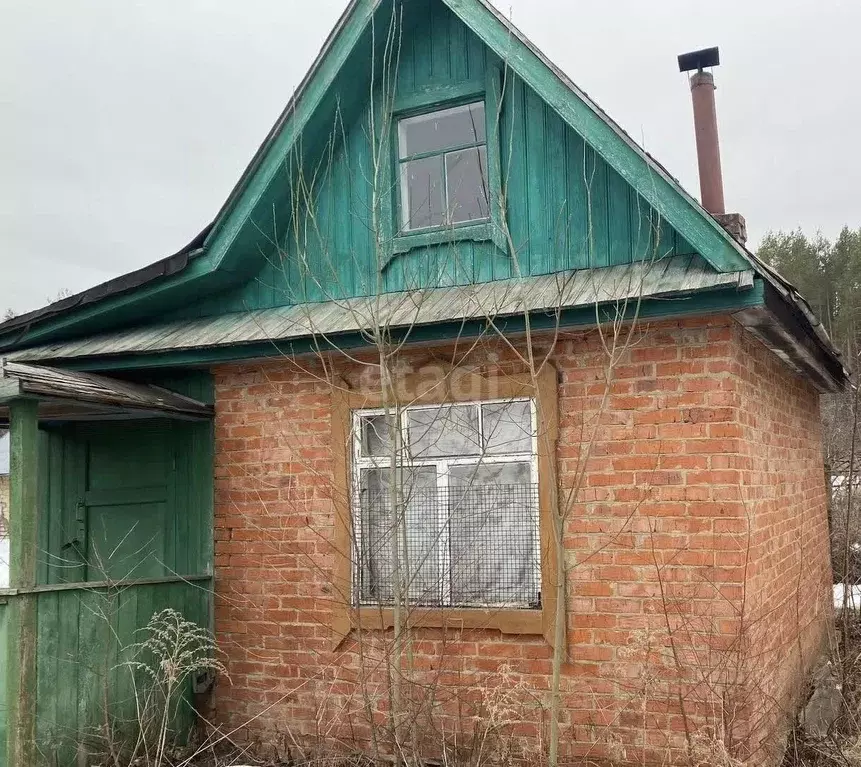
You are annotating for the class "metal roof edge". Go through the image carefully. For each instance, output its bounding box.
[0,225,213,345]
[0,0,843,388]
[8,258,753,364]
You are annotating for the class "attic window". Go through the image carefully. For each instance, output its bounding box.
[398,102,490,232]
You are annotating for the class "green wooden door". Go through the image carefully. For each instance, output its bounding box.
[85,490,167,581]
[76,422,174,582]
[39,415,212,586]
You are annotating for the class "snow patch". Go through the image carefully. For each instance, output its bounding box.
[834,583,861,610]
[0,538,8,589]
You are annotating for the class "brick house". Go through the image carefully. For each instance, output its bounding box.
[0,0,847,765]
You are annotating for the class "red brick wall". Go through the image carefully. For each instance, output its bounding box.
[210,315,830,765]
[730,330,832,761]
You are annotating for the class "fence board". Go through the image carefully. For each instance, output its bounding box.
[0,580,211,765]
[0,602,7,763]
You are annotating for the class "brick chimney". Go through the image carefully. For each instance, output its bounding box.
[678,47,747,246]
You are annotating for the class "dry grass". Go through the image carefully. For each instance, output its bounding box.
[782,616,861,767]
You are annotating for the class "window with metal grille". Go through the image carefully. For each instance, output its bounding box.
[397,102,490,232]
[351,399,540,608]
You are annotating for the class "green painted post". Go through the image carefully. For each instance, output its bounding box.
[5,399,39,767]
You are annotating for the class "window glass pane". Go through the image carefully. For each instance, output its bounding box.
[447,462,538,606]
[358,467,439,605]
[360,414,396,457]
[482,401,533,454]
[445,145,489,224]
[408,404,480,458]
[401,156,444,231]
[398,102,486,158]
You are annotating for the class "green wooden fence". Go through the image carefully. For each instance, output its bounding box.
[0,599,7,763]
[1,577,211,766]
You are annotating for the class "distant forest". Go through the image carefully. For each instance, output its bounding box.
[758,227,861,361]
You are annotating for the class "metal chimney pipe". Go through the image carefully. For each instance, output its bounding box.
[689,70,726,215]
[678,48,747,244]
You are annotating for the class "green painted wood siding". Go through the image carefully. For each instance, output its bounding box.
[24,580,208,764]
[0,407,214,765]
[168,0,696,320]
[0,601,7,762]
[37,419,211,586]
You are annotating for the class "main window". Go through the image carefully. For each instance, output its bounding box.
[397,102,490,232]
[351,399,540,609]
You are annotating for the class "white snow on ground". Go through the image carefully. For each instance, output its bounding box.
[0,538,8,588]
[834,583,861,610]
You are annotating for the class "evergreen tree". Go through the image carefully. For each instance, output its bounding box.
[758,227,861,359]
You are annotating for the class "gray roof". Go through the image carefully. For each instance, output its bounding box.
[0,0,845,393]
[8,256,753,364]
[0,361,214,422]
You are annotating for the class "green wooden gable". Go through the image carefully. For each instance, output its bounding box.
[172,0,702,318]
[0,0,845,389]
[163,0,729,321]
[0,0,752,343]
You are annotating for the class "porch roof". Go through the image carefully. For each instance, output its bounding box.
[0,360,214,424]
[8,255,753,364]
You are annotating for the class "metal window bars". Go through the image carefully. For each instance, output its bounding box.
[351,399,541,609]
[356,481,540,609]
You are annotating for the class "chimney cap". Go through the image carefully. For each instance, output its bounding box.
[678,47,720,73]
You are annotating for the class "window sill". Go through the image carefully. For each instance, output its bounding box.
[354,606,544,635]
[392,222,497,256]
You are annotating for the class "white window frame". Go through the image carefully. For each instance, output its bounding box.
[397,101,490,233]
[350,398,541,609]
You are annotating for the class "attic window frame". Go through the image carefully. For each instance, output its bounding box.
[396,101,491,235]
[383,67,506,260]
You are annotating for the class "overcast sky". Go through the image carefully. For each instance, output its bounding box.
[2,0,859,316]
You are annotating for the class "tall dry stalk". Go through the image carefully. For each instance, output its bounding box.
[117,608,227,767]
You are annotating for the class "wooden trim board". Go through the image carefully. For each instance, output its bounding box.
[329,363,559,648]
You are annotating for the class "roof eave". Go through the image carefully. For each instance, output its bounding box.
[0,360,214,423]
[0,0,844,391]
[0,225,213,348]
[734,284,849,393]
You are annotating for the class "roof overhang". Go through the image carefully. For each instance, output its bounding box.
[0,360,214,426]
[3,267,844,392]
[0,0,846,392]
[734,284,849,393]
[4,255,753,359]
